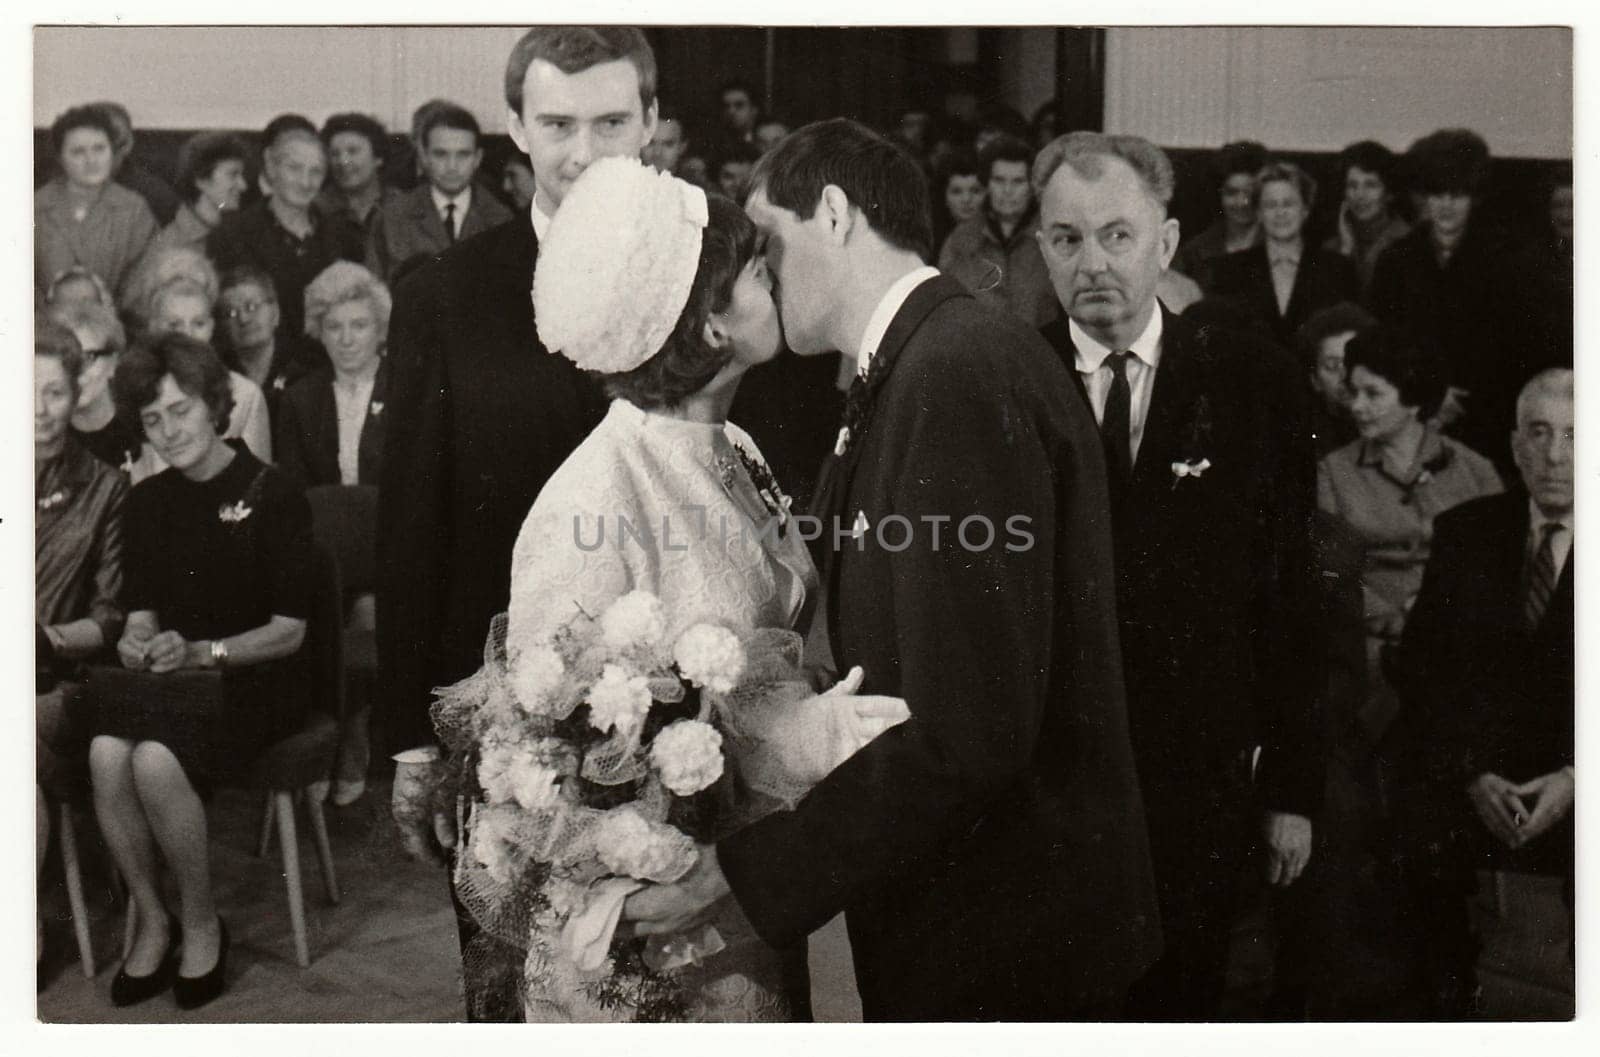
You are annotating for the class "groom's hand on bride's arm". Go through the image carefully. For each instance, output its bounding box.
[623,844,732,935]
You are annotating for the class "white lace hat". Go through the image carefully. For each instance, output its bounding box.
[534,156,710,375]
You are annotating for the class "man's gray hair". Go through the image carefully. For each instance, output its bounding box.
[1516,367,1574,425]
[1031,131,1175,209]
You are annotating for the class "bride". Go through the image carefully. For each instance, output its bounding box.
[440,156,905,1022]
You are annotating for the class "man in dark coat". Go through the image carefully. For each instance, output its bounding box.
[1035,131,1324,1021]
[375,26,657,1019]
[1389,368,1574,1016]
[624,118,1161,1022]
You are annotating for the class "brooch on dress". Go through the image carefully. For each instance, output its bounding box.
[218,500,255,524]
[717,443,794,535]
[369,401,385,417]
[37,488,69,512]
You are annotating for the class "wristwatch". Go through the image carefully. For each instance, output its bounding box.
[210,639,230,669]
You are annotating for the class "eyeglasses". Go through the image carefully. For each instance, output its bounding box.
[81,346,117,359]
[222,299,273,321]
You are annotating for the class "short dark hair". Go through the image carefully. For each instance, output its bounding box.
[114,332,235,435]
[50,105,117,156]
[36,316,86,396]
[504,27,657,117]
[716,140,761,172]
[321,112,389,158]
[219,264,279,303]
[1210,139,1269,189]
[1334,140,1399,193]
[175,132,249,204]
[1343,326,1446,419]
[262,113,317,154]
[718,78,759,106]
[418,102,481,148]
[1405,128,1492,197]
[978,133,1034,184]
[599,195,757,410]
[937,151,982,187]
[1293,301,1377,371]
[750,117,933,259]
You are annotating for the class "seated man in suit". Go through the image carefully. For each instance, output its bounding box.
[1390,367,1574,1017]
[367,101,512,282]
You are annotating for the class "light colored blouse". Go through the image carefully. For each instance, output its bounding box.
[1317,428,1503,636]
[333,373,378,486]
[35,177,158,298]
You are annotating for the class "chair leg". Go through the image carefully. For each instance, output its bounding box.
[304,791,341,905]
[257,793,276,857]
[274,790,311,968]
[56,803,95,979]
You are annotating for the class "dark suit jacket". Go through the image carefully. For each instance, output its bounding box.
[367,182,514,283]
[274,359,390,488]
[1390,491,1573,874]
[1211,243,1359,347]
[1041,308,1324,844]
[719,276,1161,1020]
[375,216,606,754]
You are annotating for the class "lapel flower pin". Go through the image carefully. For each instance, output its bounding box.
[851,509,870,540]
[1170,457,1212,486]
[37,489,69,512]
[218,499,255,524]
[370,401,385,417]
[273,375,288,391]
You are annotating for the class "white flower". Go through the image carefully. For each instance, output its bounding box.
[650,720,724,797]
[471,804,523,885]
[546,876,592,919]
[586,663,653,736]
[593,806,698,882]
[1170,457,1212,480]
[672,624,746,694]
[479,742,562,812]
[511,644,566,714]
[598,590,667,650]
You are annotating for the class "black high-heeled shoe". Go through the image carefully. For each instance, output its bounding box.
[174,917,229,1010]
[110,914,181,1007]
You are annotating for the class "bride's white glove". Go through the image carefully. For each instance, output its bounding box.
[747,666,910,788]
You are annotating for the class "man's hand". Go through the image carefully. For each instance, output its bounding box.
[1467,772,1529,849]
[1510,767,1574,844]
[1262,811,1313,887]
[622,843,731,936]
[392,756,455,864]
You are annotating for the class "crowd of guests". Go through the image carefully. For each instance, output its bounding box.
[35,73,1572,1020]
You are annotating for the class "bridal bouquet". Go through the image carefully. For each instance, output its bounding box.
[431,590,817,1021]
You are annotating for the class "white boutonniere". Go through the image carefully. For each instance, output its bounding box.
[851,509,870,540]
[273,374,288,392]
[369,401,384,417]
[1170,457,1212,486]
[218,500,255,524]
[37,489,69,512]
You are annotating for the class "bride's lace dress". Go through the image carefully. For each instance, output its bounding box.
[503,398,819,1022]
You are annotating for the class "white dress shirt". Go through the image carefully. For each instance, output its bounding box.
[1527,500,1574,580]
[531,197,553,241]
[333,371,378,486]
[431,186,473,239]
[857,265,941,377]
[1070,306,1164,462]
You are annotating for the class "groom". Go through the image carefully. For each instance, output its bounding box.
[625,119,1162,1020]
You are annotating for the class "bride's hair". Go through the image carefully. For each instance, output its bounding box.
[597,194,757,410]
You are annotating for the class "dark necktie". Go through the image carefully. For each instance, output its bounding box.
[1100,351,1134,492]
[1522,522,1563,630]
[443,202,457,244]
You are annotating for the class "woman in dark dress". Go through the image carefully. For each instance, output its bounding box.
[90,332,315,1009]
[36,319,127,949]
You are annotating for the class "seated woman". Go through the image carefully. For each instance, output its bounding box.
[90,332,316,1009]
[49,299,143,473]
[132,276,272,478]
[1322,140,1410,298]
[36,319,128,938]
[1295,301,1378,456]
[1317,327,1502,736]
[119,243,219,336]
[275,261,388,487]
[44,264,115,314]
[35,104,158,301]
[217,264,323,414]
[1212,161,1358,347]
[275,260,390,806]
[151,132,250,256]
